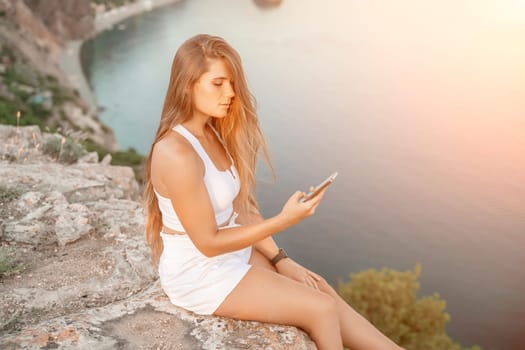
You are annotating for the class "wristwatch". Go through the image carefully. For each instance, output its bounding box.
[270,248,289,266]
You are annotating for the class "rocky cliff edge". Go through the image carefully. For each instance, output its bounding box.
[0,125,316,349]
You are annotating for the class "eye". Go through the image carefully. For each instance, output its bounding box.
[213,82,222,86]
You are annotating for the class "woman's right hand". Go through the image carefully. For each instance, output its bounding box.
[279,186,328,228]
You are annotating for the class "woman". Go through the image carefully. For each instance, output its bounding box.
[144,34,404,350]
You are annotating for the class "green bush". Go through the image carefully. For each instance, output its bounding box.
[337,264,482,350]
[0,97,51,129]
[82,139,145,182]
[81,139,145,166]
[3,64,38,87]
[48,83,75,106]
[81,138,109,158]
[111,147,143,166]
[41,135,87,164]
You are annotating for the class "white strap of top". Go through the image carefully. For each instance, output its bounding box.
[173,123,234,165]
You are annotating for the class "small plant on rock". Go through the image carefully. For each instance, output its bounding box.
[41,134,87,164]
[0,245,25,277]
[0,185,21,203]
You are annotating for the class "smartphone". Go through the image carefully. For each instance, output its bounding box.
[300,172,338,202]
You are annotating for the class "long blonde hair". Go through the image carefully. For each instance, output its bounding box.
[143,34,273,265]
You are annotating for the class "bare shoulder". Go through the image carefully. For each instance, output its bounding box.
[152,132,193,165]
[151,132,203,195]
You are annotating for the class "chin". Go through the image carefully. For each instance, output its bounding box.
[213,111,229,118]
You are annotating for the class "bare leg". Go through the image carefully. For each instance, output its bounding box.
[214,255,343,349]
[249,249,404,350]
[316,277,405,350]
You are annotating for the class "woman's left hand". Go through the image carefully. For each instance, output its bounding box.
[275,258,322,290]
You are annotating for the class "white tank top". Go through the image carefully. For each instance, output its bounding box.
[154,124,241,232]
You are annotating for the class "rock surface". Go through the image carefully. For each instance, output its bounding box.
[0,125,317,349]
[0,282,316,350]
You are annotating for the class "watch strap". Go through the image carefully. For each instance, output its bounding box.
[270,248,288,265]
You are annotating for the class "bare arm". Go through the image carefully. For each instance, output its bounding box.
[253,232,280,260]
[234,195,328,291]
[233,198,279,259]
[151,137,324,258]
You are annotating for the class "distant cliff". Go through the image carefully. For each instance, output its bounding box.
[0,0,118,151]
[0,0,94,85]
[21,0,94,41]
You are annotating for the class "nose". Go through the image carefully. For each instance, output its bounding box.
[224,82,235,98]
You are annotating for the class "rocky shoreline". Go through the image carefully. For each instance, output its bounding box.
[94,0,183,34]
[59,0,183,116]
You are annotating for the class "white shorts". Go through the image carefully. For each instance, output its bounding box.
[158,229,253,315]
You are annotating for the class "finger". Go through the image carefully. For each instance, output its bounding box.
[313,186,329,198]
[308,271,322,281]
[314,187,329,201]
[293,191,306,202]
[305,277,318,290]
[310,190,327,207]
[305,194,323,209]
[303,278,312,288]
[308,276,320,290]
[300,192,307,202]
[310,197,324,211]
[311,188,327,203]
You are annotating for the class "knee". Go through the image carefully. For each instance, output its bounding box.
[313,293,338,318]
[302,293,338,332]
[316,276,340,298]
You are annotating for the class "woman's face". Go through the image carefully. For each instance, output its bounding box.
[192,58,235,119]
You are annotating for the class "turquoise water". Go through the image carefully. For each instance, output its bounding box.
[81,0,525,348]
